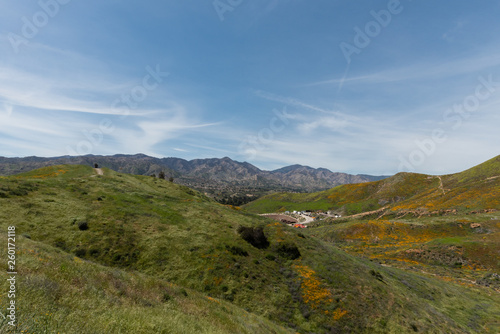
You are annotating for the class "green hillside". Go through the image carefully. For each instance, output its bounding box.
[243,155,500,216]
[0,233,293,334]
[1,165,499,333]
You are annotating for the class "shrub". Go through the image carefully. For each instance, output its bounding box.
[276,242,301,260]
[369,269,384,282]
[265,254,276,261]
[74,249,86,258]
[78,221,89,231]
[237,226,269,249]
[9,188,28,196]
[89,248,100,257]
[223,293,234,302]
[53,238,67,250]
[162,292,172,302]
[226,245,248,257]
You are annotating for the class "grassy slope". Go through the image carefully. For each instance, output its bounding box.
[0,165,499,333]
[308,214,500,287]
[243,155,500,215]
[0,234,293,334]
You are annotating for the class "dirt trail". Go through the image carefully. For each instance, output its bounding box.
[341,206,389,220]
[436,176,445,195]
[94,168,103,175]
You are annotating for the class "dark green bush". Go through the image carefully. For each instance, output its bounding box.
[53,238,67,250]
[9,188,28,196]
[276,242,301,260]
[162,292,172,302]
[237,226,269,249]
[89,248,100,257]
[370,269,384,282]
[78,221,89,231]
[74,249,86,258]
[265,254,276,261]
[226,245,248,257]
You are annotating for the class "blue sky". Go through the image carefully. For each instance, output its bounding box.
[1,0,499,175]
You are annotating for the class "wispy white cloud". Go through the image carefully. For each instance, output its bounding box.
[255,90,332,114]
[305,49,500,88]
[185,143,234,155]
[173,148,189,152]
[296,116,349,134]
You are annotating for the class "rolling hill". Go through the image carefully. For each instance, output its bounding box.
[243,155,500,217]
[0,154,388,202]
[0,164,499,333]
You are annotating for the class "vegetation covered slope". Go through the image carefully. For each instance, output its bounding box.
[1,165,499,333]
[243,155,500,216]
[309,214,500,290]
[0,234,293,334]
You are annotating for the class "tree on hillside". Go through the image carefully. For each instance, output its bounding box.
[158,171,166,179]
[169,176,174,182]
[94,163,99,168]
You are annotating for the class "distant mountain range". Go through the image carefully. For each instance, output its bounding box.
[0,154,389,202]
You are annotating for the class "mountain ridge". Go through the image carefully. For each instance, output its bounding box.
[0,154,389,202]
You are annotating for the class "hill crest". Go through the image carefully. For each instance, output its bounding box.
[244,155,500,216]
[0,154,389,202]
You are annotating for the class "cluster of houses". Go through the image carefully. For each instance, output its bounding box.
[282,210,342,229]
[285,210,342,219]
[263,210,342,229]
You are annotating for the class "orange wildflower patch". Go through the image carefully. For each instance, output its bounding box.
[207,296,220,304]
[21,168,68,179]
[293,263,333,309]
[339,220,444,247]
[332,308,348,320]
